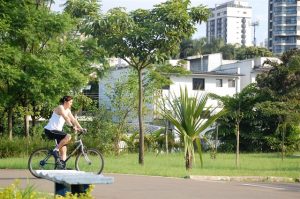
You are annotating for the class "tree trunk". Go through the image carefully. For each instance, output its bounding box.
[281,123,286,161]
[24,115,30,137]
[115,127,122,156]
[164,121,168,154]
[137,69,144,165]
[236,123,240,168]
[8,107,13,141]
[185,151,192,170]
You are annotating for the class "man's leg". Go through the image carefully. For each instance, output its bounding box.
[60,146,67,161]
[57,134,71,161]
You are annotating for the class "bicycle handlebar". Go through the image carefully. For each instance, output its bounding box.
[76,128,87,137]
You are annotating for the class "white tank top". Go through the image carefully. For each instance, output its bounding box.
[44,111,66,131]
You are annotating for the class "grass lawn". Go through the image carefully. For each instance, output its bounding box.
[1,152,299,179]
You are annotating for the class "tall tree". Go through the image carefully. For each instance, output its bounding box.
[90,0,210,165]
[211,84,260,167]
[256,48,300,157]
[0,0,104,138]
[178,37,207,58]
[236,46,273,60]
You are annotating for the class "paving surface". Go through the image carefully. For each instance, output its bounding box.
[0,169,300,199]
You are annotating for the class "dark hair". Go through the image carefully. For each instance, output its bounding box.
[60,96,73,104]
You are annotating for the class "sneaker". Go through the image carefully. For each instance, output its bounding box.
[51,150,60,160]
[56,159,66,170]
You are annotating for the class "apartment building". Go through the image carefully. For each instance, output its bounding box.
[268,0,300,54]
[206,0,252,46]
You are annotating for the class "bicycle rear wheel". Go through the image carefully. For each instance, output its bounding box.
[75,148,104,174]
[28,148,56,178]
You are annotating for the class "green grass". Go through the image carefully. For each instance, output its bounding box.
[1,152,300,179]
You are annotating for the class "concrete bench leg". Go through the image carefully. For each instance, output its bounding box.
[55,183,89,196]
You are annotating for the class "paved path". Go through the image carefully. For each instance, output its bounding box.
[0,170,299,199]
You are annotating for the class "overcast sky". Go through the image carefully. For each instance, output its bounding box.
[54,0,268,44]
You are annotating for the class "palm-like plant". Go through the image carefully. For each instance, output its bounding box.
[160,87,224,170]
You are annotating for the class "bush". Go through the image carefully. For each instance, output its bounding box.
[0,181,95,199]
[0,136,52,158]
[0,180,47,199]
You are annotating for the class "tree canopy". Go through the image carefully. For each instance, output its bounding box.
[0,0,105,137]
[89,0,210,165]
[178,37,273,60]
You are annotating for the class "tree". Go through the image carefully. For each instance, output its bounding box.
[256,48,300,157]
[0,0,104,138]
[203,38,225,55]
[105,70,139,155]
[178,37,207,58]
[90,0,210,165]
[236,46,273,60]
[211,84,260,167]
[160,87,224,170]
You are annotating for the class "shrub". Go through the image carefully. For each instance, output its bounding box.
[0,180,45,199]
[0,181,95,199]
[0,136,52,158]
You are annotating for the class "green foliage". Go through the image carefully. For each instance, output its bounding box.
[90,0,210,164]
[56,185,94,199]
[178,38,206,58]
[266,124,300,155]
[159,87,225,169]
[82,105,115,154]
[0,181,94,199]
[121,132,139,153]
[255,49,300,155]
[178,37,272,59]
[235,46,273,60]
[0,136,52,158]
[210,84,259,147]
[0,180,41,199]
[0,0,106,137]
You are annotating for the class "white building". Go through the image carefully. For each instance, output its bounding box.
[206,0,252,46]
[99,54,280,122]
[268,0,300,55]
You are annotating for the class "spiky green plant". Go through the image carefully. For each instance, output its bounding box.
[159,87,224,170]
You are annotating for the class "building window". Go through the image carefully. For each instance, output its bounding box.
[193,78,205,90]
[216,79,223,87]
[228,79,236,88]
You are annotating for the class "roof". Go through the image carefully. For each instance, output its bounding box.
[167,71,244,77]
[128,123,163,134]
[191,71,244,77]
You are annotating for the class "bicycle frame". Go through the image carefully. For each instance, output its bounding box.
[64,138,85,163]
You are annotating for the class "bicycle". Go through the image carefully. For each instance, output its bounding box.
[28,129,104,178]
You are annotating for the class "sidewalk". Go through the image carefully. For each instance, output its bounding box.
[189,175,298,183]
[0,170,299,199]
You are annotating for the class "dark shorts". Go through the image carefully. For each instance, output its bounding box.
[44,129,67,144]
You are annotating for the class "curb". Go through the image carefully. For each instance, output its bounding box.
[189,175,297,183]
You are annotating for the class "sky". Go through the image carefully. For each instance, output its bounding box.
[54,0,268,44]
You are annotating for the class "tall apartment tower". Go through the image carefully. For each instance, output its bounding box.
[268,0,300,54]
[206,0,252,46]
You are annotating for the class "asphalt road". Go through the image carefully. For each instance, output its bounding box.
[0,169,299,199]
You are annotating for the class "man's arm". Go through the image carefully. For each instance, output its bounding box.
[67,111,82,130]
[57,106,73,126]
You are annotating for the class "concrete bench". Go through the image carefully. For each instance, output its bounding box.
[35,170,114,197]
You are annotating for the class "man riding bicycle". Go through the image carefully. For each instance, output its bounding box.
[44,96,83,167]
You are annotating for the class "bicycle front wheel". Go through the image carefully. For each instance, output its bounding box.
[28,148,56,178]
[75,148,104,174]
